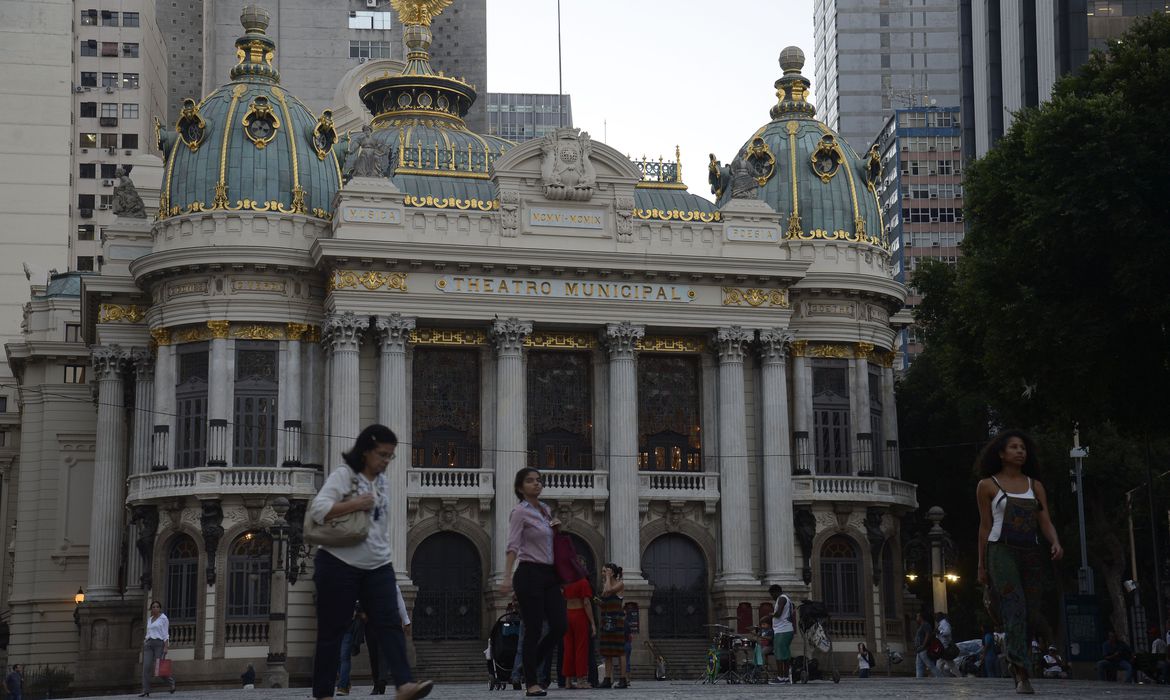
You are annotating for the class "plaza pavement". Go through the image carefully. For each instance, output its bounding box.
[80,677,1165,700]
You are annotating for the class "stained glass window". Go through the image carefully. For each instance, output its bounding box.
[227,533,271,618]
[233,342,278,467]
[175,343,208,468]
[412,348,480,468]
[813,360,850,475]
[526,351,592,469]
[637,355,702,472]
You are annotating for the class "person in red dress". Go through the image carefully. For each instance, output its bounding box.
[561,566,595,689]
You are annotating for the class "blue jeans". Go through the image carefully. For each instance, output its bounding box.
[312,550,412,699]
[338,629,356,689]
[916,650,940,678]
[511,620,552,686]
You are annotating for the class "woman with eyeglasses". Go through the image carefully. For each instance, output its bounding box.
[308,424,433,700]
[499,467,567,698]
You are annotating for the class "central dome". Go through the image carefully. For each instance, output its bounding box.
[713,48,887,248]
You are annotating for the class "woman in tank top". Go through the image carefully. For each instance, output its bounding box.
[975,430,1063,695]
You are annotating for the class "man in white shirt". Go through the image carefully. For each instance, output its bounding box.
[766,584,795,684]
[934,612,959,678]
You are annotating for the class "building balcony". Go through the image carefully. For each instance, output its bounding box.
[791,474,918,511]
[638,471,720,513]
[406,468,495,510]
[126,466,323,505]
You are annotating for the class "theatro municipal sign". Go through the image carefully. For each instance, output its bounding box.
[435,275,696,303]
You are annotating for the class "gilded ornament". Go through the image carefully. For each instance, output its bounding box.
[524,331,598,350]
[632,208,721,223]
[637,336,705,353]
[241,95,280,149]
[810,134,844,183]
[207,320,231,339]
[311,110,338,161]
[329,270,360,291]
[286,323,310,341]
[721,287,790,308]
[173,326,212,344]
[211,183,230,210]
[745,137,777,186]
[409,328,487,346]
[99,304,147,324]
[359,271,387,290]
[403,195,497,211]
[150,327,172,346]
[232,324,283,340]
[855,342,876,361]
[175,98,207,152]
[390,0,454,27]
[806,343,852,359]
[790,340,809,357]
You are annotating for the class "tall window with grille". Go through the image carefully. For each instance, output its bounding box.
[227,533,271,619]
[233,342,278,467]
[526,350,592,469]
[175,344,208,468]
[820,536,862,620]
[869,364,883,475]
[637,354,702,472]
[411,348,480,468]
[166,535,199,623]
[812,360,851,475]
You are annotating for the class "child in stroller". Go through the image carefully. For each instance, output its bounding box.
[486,609,522,690]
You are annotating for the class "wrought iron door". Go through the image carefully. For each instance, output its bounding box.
[642,534,707,638]
[410,532,482,639]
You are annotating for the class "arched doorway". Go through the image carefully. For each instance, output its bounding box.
[410,532,481,639]
[642,534,707,638]
[820,535,863,633]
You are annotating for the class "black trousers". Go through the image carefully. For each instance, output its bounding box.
[513,562,568,687]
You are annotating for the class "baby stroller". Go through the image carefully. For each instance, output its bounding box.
[794,601,840,684]
[486,610,522,690]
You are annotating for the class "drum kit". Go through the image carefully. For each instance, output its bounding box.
[698,619,771,684]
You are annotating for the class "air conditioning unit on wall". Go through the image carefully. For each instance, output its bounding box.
[366,0,378,6]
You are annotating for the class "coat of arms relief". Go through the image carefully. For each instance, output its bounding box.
[540,128,597,202]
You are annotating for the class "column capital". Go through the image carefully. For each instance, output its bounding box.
[713,326,753,363]
[375,313,417,354]
[130,346,155,379]
[322,311,369,353]
[490,317,532,355]
[91,345,130,380]
[603,322,644,359]
[758,328,795,363]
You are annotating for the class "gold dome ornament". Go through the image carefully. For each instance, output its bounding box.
[390,0,453,27]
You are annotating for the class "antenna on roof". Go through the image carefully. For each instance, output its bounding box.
[557,0,564,129]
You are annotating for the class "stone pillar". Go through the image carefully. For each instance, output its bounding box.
[87,345,130,601]
[759,329,798,584]
[126,348,154,596]
[604,322,645,581]
[881,360,899,478]
[714,327,754,584]
[302,329,325,467]
[490,318,532,583]
[927,506,948,614]
[852,344,874,475]
[375,313,415,580]
[790,341,813,473]
[150,328,175,470]
[282,325,308,467]
[206,321,232,466]
[323,312,369,467]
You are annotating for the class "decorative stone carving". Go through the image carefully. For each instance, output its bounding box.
[322,311,369,353]
[130,505,159,589]
[709,139,774,200]
[539,129,597,202]
[615,195,635,238]
[794,506,816,584]
[91,345,129,380]
[489,317,532,355]
[499,189,520,236]
[604,322,644,359]
[865,506,886,585]
[130,347,154,379]
[375,313,416,354]
[758,328,794,363]
[112,167,147,218]
[343,124,392,180]
[713,326,753,363]
[200,500,225,586]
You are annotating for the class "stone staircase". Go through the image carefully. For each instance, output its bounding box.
[413,638,493,684]
[639,638,711,682]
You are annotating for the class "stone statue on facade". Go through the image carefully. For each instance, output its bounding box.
[201,500,225,585]
[130,504,159,589]
[112,167,147,218]
[343,124,391,181]
[539,129,596,201]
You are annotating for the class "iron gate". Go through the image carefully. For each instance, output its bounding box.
[410,532,482,639]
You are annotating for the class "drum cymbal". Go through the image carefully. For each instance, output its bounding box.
[703,623,732,628]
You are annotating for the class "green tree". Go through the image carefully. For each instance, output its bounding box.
[899,13,1170,638]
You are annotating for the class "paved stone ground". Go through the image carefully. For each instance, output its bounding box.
[83,677,1165,699]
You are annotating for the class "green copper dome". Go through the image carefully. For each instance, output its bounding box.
[156,6,341,221]
[712,47,886,248]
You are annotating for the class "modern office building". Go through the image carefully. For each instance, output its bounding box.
[156,0,203,126]
[486,92,573,142]
[813,0,961,154]
[874,106,964,367]
[72,2,168,272]
[2,4,916,689]
[202,0,488,130]
[959,0,1167,160]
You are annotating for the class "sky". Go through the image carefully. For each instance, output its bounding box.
[485,0,817,201]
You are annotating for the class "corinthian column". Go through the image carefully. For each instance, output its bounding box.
[87,345,130,600]
[759,329,798,583]
[375,313,415,580]
[604,322,644,581]
[714,327,754,584]
[324,312,369,468]
[490,318,532,583]
[126,348,154,595]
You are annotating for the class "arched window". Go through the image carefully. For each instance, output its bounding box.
[820,536,862,619]
[233,341,278,467]
[812,360,851,475]
[174,344,209,468]
[227,532,271,619]
[166,535,199,621]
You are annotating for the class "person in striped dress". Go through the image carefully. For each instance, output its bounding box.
[598,564,628,688]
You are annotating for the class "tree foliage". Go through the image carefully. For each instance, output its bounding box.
[898,14,1170,635]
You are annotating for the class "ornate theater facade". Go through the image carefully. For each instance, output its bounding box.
[3,2,916,690]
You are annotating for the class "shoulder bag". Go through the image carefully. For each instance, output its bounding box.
[303,472,370,547]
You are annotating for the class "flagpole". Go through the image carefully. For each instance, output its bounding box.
[557,0,564,129]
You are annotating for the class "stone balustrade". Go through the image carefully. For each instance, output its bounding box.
[126,467,322,504]
[791,475,918,510]
[638,471,720,513]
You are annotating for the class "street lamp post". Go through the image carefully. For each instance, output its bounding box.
[1070,427,1094,594]
[926,506,949,614]
[266,497,290,688]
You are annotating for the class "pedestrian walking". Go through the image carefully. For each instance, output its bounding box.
[766,584,795,684]
[308,424,432,700]
[598,563,628,688]
[140,600,175,696]
[4,664,23,700]
[914,611,936,678]
[981,624,1001,679]
[976,430,1064,695]
[857,643,874,678]
[499,468,567,698]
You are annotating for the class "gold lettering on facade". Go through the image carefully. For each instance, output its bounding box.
[435,275,693,304]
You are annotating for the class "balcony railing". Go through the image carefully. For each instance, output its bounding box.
[126,466,322,504]
[827,618,866,640]
[540,470,609,506]
[225,620,268,645]
[638,471,720,512]
[170,623,196,648]
[791,475,917,510]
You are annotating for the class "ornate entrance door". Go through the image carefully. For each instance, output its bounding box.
[642,534,707,638]
[410,532,481,639]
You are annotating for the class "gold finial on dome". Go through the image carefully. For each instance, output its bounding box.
[770,46,815,120]
[390,0,454,27]
[779,46,806,75]
[231,4,280,83]
[240,5,270,34]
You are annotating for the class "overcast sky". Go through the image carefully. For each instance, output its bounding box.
[485,0,816,202]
